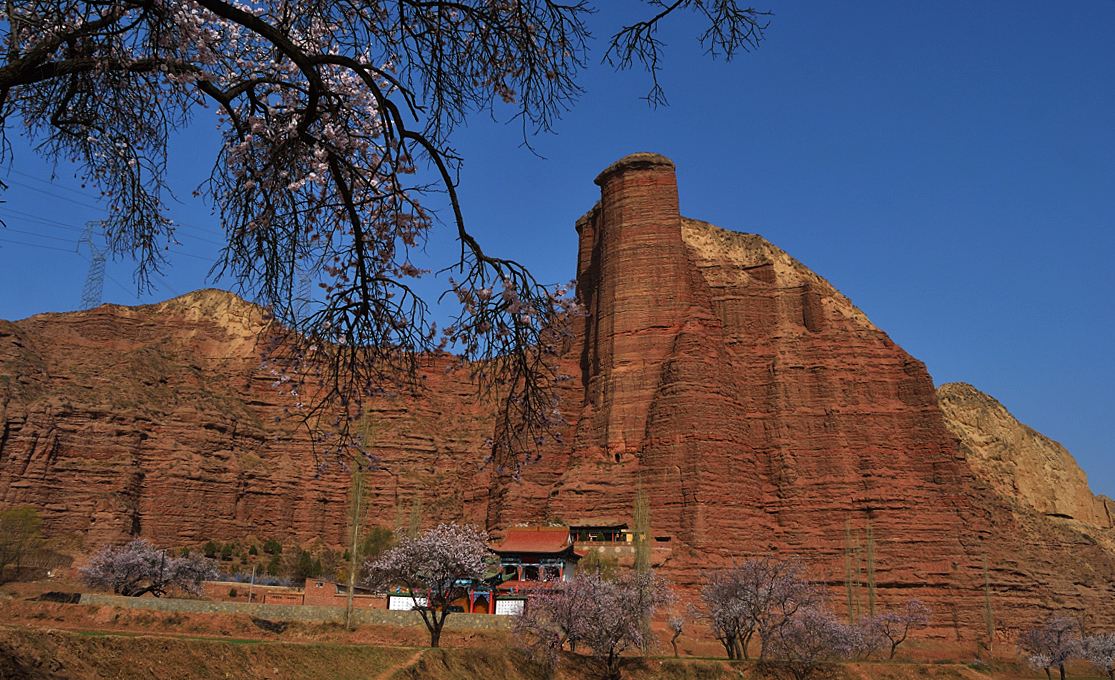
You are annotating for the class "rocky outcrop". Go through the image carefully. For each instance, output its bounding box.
[3,154,1115,634]
[939,382,1113,528]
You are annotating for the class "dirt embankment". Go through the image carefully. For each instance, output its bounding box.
[0,623,1073,680]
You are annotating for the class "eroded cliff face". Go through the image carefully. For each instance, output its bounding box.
[0,290,496,548]
[2,154,1114,634]
[938,382,1113,529]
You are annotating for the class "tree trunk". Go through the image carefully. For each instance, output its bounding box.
[890,641,899,659]
[721,638,735,660]
[1058,664,1065,680]
[417,606,444,648]
[605,650,622,680]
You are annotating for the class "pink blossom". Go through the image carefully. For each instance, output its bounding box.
[80,540,218,598]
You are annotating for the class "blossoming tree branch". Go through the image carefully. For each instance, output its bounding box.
[0,0,768,469]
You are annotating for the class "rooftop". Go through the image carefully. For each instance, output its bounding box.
[494,526,573,554]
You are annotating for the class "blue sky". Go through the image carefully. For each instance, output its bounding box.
[1,2,1112,495]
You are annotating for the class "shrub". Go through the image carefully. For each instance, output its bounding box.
[361,527,395,560]
[289,549,322,581]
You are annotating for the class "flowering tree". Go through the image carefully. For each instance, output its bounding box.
[80,539,218,597]
[516,571,672,680]
[668,615,684,658]
[698,556,817,660]
[1019,617,1079,680]
[0,1,770,470]
[364,523,493,648]
[1081,632,1115,680]
[767,606,856,680]
[699,568,748,659]
[864,599,930,659]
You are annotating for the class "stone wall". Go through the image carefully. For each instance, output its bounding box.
[77,593,513,630]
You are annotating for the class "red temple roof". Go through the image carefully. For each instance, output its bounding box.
[494,526,573,554]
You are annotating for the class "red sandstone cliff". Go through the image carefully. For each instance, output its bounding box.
[0,290,496,548]
[2,154,1114,635]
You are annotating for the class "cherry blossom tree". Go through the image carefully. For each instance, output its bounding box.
[80,539,218,597]
[363,523,493,648]
[864,599,930,659]
[1081,632,1115,680]
[767,606,856,680]
[698,556,817,660]
[1019,617,1079,680]
[0,1,770,470]
[516,570,672,680]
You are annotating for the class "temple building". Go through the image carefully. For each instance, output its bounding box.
[493,526,581,595]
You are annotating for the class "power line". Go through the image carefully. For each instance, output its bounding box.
[0,237,161,303]
[0,235,75,253]
[0,210,216,263]
[2,226,80,244]
[3,175,226,246]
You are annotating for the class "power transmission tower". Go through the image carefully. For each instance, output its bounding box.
[296,270,314,319]
[77,221,107,309]
[298,270,312,307]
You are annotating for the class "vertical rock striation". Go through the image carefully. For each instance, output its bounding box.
[2,154,1114,632]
